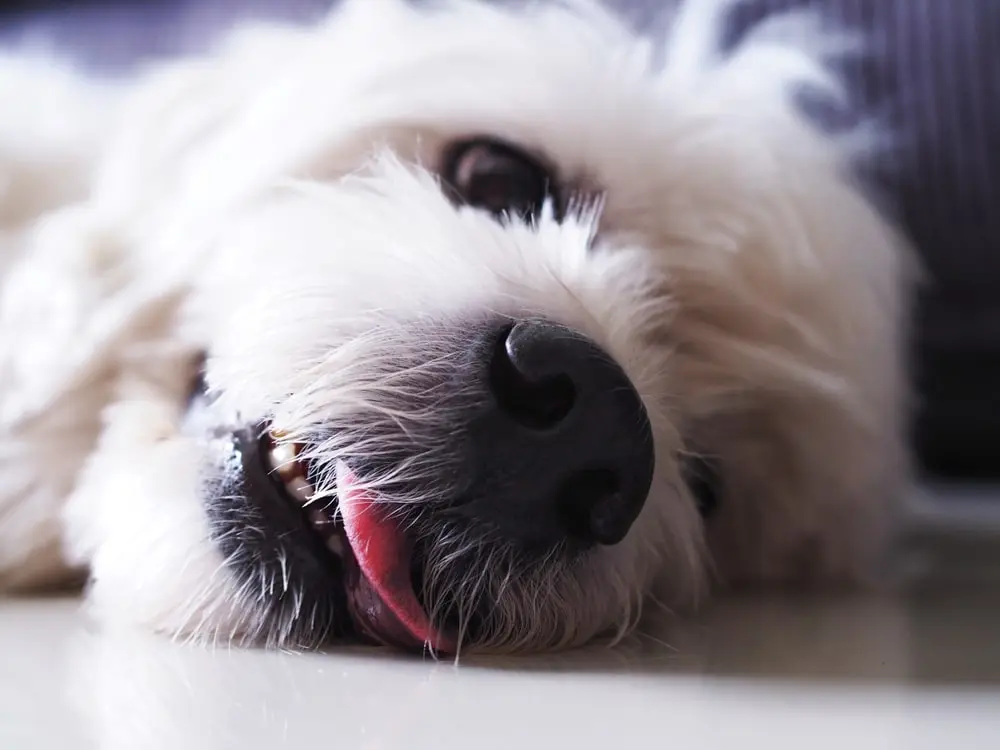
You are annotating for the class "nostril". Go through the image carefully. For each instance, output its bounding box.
[488,327,576,430]
[556,468,633,547]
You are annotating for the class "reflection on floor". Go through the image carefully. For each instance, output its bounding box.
[2,591,999,749]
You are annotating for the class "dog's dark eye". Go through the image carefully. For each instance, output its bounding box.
[442,138,558,221]
[685,455,722,520]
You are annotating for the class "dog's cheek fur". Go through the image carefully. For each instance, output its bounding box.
[649,130,913,585]
[62,357,262,642]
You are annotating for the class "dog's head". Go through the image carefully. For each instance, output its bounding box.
[65,0,910,654]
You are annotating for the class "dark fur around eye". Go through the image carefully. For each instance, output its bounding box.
[441,138,561,222]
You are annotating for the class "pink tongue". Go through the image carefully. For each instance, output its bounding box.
[337,464,454,653]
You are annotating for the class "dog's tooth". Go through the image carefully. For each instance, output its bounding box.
[286,476,313,502]
[327,536,345,557]
[270,442,299,477]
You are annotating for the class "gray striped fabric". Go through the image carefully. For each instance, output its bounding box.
[722,1,1000,479]
[1,0,998,478]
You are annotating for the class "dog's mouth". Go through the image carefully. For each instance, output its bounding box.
[187,369,456,655]
[250,429,456,654]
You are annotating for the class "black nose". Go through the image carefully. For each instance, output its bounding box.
[456,320,654,551]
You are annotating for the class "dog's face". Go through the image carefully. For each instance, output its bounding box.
[64,0,908,654]
[187,153,689,653]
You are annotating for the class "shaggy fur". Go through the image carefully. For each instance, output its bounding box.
[0,0,912,653]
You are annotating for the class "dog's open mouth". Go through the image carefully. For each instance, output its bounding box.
[254,430,456,654]
[187,367,456,654]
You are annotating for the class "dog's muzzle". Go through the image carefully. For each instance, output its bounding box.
[190,318,654,653]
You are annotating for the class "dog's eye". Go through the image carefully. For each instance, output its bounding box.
[442,139,558,221]
[685,455,722,520]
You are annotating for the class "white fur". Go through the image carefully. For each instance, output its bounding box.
[0,0,913,652]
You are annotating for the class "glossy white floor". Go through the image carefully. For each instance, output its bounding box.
[3,588,999,750]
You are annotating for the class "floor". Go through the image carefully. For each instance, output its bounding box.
[3,590,999,749]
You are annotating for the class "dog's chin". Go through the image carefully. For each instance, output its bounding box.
[185,377,461,654]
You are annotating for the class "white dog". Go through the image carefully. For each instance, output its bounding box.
[0,0,912,654]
